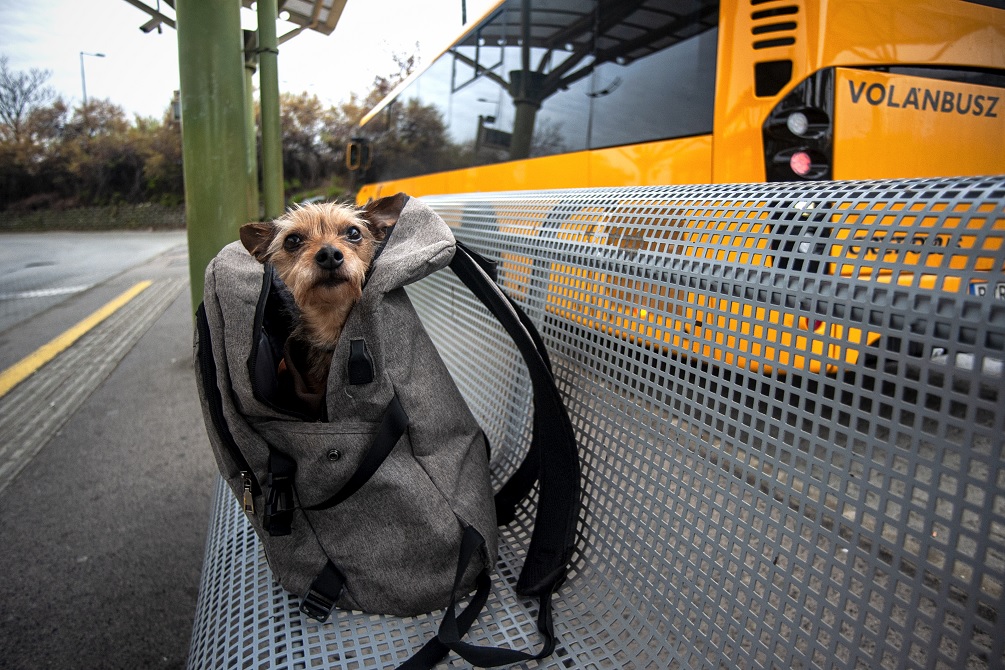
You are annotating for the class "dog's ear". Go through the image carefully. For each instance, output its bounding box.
[240,222,277,262]
[360,192,407,240]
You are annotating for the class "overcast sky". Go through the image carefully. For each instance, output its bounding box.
[0,0,497,120]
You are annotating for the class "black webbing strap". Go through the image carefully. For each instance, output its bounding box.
[263,450,296,536]
[347,338,375,385]
[300,560,347,622]
[507,291,553,372]
[304,393,409,512]
[436,251,549,525]
[398,527,557,669]
[492,292,552,525]
[449,242,581,597]
[265,394,407,532]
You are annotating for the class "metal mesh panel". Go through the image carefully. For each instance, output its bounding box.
[188,176,1005,670]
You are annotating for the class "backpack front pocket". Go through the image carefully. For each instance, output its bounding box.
[255,413,480,616]
[256,419,384,509]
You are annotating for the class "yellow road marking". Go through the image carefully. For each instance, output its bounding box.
[0,280,153,398]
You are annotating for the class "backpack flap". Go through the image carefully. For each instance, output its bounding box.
[364,195,457,294]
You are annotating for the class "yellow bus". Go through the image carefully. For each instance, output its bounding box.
[351,0,1004,199]
[350,0,1005,375]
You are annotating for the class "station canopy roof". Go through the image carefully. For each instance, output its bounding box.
[127,1,348,37]
[240,0,348,36]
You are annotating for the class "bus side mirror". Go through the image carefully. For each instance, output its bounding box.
[346,139,372,171]
[347,141,361,171]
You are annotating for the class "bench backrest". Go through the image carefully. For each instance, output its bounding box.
[411,176,1005,669]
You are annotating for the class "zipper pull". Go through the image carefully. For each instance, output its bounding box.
[240,471,255,514]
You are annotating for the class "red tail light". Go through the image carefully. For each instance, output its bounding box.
[790,151,813,176]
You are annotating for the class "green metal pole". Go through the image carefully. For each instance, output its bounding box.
[258,0,284,219]
[244,57,261,221]
[176,0,249,311]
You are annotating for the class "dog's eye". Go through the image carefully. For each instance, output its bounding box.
[283,234,303,252]
[346,226,362,242]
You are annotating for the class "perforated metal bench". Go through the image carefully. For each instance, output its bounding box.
[187,176,1005,670]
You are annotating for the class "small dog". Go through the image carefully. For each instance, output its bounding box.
[240,193,406,410]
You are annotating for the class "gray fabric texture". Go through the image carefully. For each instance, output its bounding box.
[196,196,498,616]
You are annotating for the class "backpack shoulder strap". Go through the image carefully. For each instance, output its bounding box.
[450,241,582,589]
[396,242,580,669]
[449,242,581,594]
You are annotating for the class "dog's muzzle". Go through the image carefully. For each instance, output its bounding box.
[315,245,344,271]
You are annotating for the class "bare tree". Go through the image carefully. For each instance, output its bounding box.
[0,54,55,143]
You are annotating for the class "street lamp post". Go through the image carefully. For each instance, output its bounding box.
[79,51,105,105]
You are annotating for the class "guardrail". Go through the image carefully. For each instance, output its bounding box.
[188,176,1005,670]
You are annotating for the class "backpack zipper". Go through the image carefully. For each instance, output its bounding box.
[196,303,262,505]
[241,471,256,514]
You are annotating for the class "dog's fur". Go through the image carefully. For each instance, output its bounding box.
[240,193,406,401]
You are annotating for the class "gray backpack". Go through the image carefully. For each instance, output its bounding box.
[194,195,580,668]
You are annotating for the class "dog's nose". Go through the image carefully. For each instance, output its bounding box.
[315,245,344,270]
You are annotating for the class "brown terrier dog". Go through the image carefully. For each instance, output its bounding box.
[240,193,406,411]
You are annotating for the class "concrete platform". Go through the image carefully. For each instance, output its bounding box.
[0,239,217,670]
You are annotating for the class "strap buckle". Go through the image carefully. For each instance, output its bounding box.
[299,587,337,622]
[299,561,345,623]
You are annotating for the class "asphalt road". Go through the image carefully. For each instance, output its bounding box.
[0,231,186,339]
[0,232,218,670]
